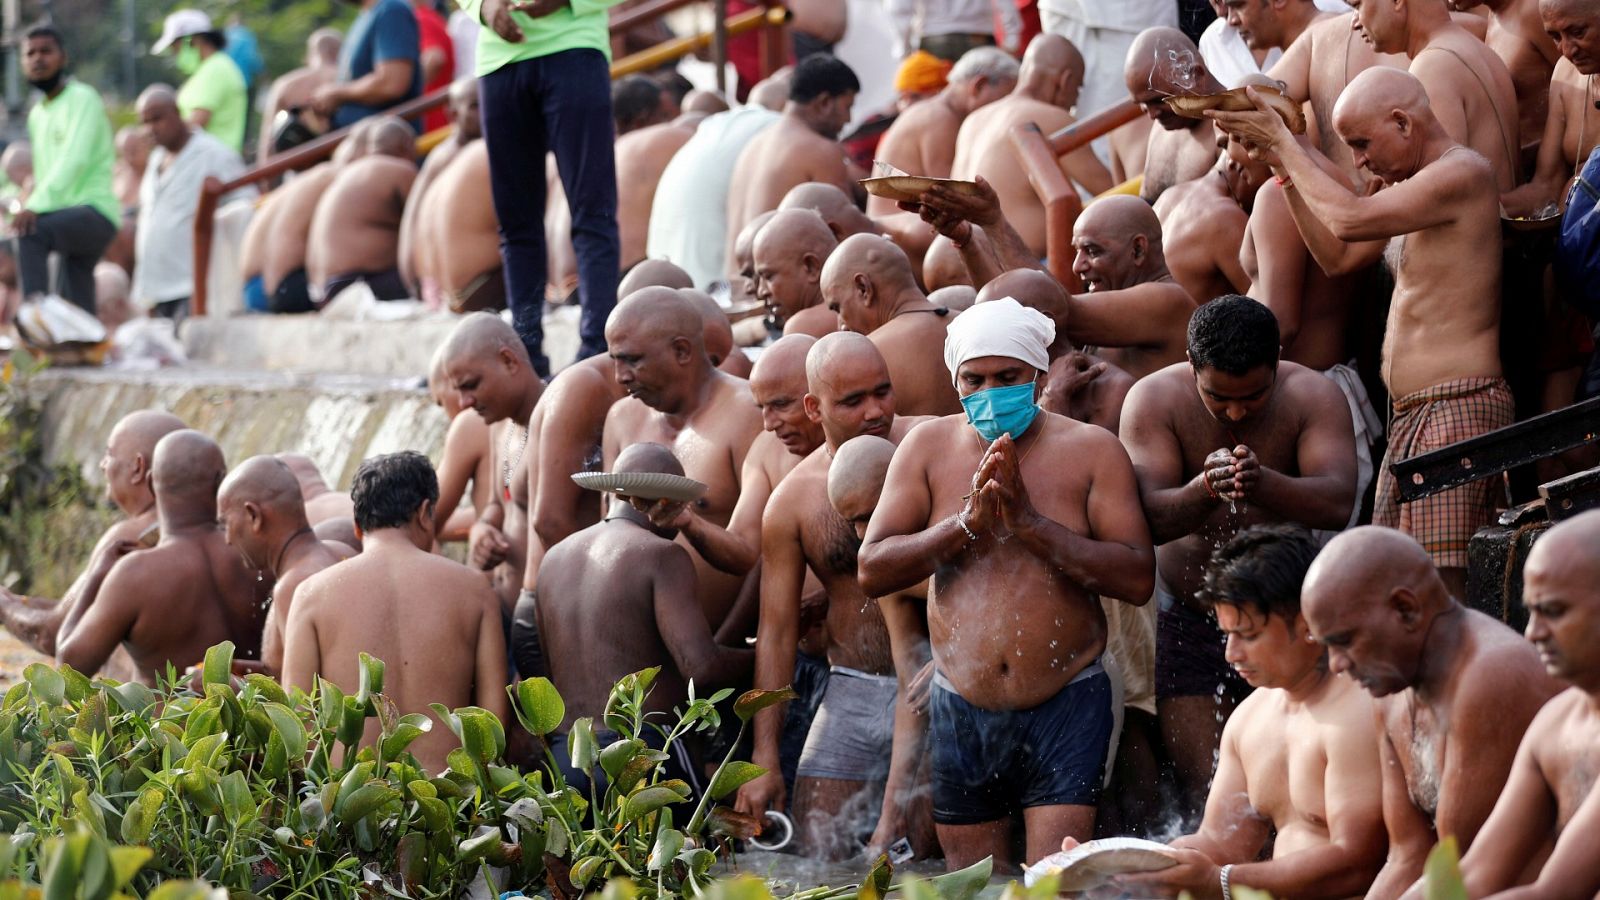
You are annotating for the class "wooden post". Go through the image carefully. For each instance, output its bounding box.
[191,177,222,318]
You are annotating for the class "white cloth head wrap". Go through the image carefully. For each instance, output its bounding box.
[942,296,1055,386]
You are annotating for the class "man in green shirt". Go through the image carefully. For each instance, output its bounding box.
[14,26,118,313]
[153,9,249,154]
[460,0,628,376]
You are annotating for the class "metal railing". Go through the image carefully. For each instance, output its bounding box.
[1006,98,1142,291]
[191,1,790,316]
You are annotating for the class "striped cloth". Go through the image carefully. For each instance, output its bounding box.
[1374,377,1515,568]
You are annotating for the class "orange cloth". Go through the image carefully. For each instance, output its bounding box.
[894,51,953,94]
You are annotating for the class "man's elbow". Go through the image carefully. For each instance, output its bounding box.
[532,511,576,551]
[857,543,895,598]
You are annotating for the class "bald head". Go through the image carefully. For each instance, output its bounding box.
[135,83,178,115]
[1078,194,1162,245]
[929,285,977,313]
[219,455,308,521]
[614,441,687,477]
[367,116,415,159]
[277,453,331,495]
[113,410,187,456]
[309,28,341,66]
[1523,511,1600,683]
[821,233,920,332]
[976,268,1069,337]
[441,311,530,368]
[827,434,897,535]
[1021,34,1083,87]
[1332,65,1433,135]
[682,90,730,116]
[749,69,794,111]
[619,259,694,297]
[152,430,227,507]
[1125,27,1206,93]
[756,208,838,262]
[755,209,839,319]
[680,288,735,364]
[753,334,817,385]
[806,331,890,395]
[779,182,877,239]
[606,286,706,350]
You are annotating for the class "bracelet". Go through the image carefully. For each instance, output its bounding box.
[1274,173,1293,189]
[1220,864,1234,900]
[1203,472,1223,501]
[955,512,978,542]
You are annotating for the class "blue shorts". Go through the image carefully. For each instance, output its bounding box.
[928,661,1113,824]
[243,273,268,312]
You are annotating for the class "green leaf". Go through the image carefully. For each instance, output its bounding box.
[336,695,368,747]
[334,782,400,825]
[355,653,385,710]
[317,679,346,730]
[458,708,505,764]
[707,760,766,801]
[184,732,229,772]
[104,681,156,715]
[202,642,235,689]
[59,666,92,703]
[244,674,290,706]
[923,856,993,900]
[733,687,797,722]
[600,878,640,900]
[262,702,308,764]
[416,796,452,833]
[622,784,690,822]
[41,833,84,900]
[570,855,604,887]
[456,827,500,864]
[379,713,432,762]
[614,753,660,796]
[513,677,565,736]
[647,828,683,871]
[599,738,645,781]
[220,770,254,824]
[858,853,893,900]
[107,845,153,888]
[145,882,230,900]
[1423,836,1468,900]
[119,787,164,844]
[568,717,598,771]
[24,664,65,707]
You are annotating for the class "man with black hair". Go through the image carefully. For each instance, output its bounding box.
[283,450,510,774]
[1119,294,1356,824]
[14,25,118,313]
[611,75,670,135]
[1110,524,1388,899]
[726,55,863,267]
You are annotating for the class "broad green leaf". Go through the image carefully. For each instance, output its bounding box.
[337,695,367,747]
[568,717,598,771]
[859,853,892,900]
[41,833,85,900]
[184,732,229,772]
[614,753,659,796]
[600,878,639,900]
[379,713,432,762]
[456,826,499,864]
[355,653,385,710]
[546,816,569,858]
[105,681,156,715]
[334,783,400,825]
[317,680,346,730]
[220,771,254,824]
[146,882,229,900]
[1423,836,1468,900]
[622,784,690,822]
[504,796,544,829]
[733,687,797,722]
[458,708,505,764]
[262,702,308,763]
[510,677,563,737]
[119,787,163,844]
[417,796,452,833]
[244,673,290,706]
[107,846,153,889]
[707,760,766,801]
[924,856,993,900]
[59,666,92,704]
[570,855,604,887]
[599,738,645,781]
[24,664,65,707]
[201,642,235,689]
[647,828,684,871]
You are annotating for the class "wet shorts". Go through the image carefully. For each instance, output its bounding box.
[1155,591,1251,701]
[796,666,896,783]
[780,650,832,791]
[510,589,547,680]
[928,661,1113,824]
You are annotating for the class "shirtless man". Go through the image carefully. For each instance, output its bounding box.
[1154,126,1270,304]
[306,116,417,305]
[615,115,698,272]
[532,442,753,790]
[753,209,843,339]
[439,313,545,618]
[779,182,879,244]
[1269,12,1406,176]
[1119,296,1357,823]
[1452,0,1560,156]
[1300,527,1561,898]
[57,430,268,682]
[602,288,763,628]
[822,233,961,415]
[730,211,777,310]
[252,123,371,314]
[951,35,1114,257]
[1115,524,1387,899]
[1349,0,1523,189]
[1124,28,1225,203]
[1500,0,1600,215]
[416,142,503,312]
[1455,511,1600,898]
[0,410,183,667]
[858,298,1154,869]
[735,333,925,860]
[828,434,937,860]
[400,77,480,302]
[277,454,355,528]
[284,451,509,774]
[1210,67,1510,595]
[681,288,753,378]
[726,55,862,266]
[429,345,493,543]
[258,28,342,162]
[218,456,348,674]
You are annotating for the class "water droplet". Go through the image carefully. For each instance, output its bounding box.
[1049,639,1059,649]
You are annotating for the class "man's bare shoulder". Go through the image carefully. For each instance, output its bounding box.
[1278,361,1349,407]
[1316,671,1379,730]
[1124,361,1195,407]
[604,395,651,436]
[96,516,148,551]
[1040,409,1126,453]
[1456,610,1557,704]
[1523,687,1588,750]
[897,99,960,132]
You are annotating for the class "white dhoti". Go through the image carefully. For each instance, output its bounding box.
[1319,361,1385,536]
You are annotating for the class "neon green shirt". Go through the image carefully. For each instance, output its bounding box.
[178,51,248,153]
[457,0,628,77]
[25,80,118,226]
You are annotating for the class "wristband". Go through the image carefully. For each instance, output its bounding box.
[1274,173,1293,189]
[955,512,978,542]
[1203,471,1223,501]
[1220,864,1234,900]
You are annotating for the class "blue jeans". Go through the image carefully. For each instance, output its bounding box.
[479,48,620,376]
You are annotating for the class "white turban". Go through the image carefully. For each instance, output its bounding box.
[942,296,1055,386]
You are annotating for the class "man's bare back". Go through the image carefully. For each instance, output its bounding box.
[1465,0,1560,154]
[728,119,855,264]
[262,164,339,293]
[1154,167,1255,304]
[616,122,695,270]
[1241,179,1360,370]
[306,155,417,288]
[418,143,502,311]
[869,98,965,217]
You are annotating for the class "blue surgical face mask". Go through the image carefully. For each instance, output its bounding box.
[960,379,1040,442]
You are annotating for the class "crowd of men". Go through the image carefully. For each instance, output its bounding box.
[3,0,1600,896]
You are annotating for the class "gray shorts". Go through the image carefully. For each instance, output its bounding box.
[795,666,896,783]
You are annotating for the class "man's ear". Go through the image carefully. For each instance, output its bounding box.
[1131,234,1148,263]
[245,501,264,532]
[804,252,824,279]
[854,272,873,303]
[802,392,822,423]
[671,334,695,364]
[1391,587,1424,629]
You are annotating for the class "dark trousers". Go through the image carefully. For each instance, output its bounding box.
[15,206,118,313]
[479,49,620,377]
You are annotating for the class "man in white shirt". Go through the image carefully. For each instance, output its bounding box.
[131,84,253,321]
[886,0,1020,58]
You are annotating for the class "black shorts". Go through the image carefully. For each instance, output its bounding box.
[779,650,831,792]
[1155,597,1251,701]
[270,268,314,314]
[928,662,1113,824]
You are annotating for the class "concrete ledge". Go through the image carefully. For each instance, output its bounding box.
[34,367,448,492]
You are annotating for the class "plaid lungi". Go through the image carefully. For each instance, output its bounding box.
[1374,377,1515,568]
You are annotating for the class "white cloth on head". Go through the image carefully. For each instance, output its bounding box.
[942,296,1055,386]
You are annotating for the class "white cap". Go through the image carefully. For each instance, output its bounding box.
[152,9,214,55]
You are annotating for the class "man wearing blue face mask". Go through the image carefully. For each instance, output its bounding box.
[152,10,248,154]
[859,297,1156,873]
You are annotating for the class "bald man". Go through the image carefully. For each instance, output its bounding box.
[1154,120,1271,305]
[1123,28,1225,203]
[1301,527,1560,899]
[1452,0,1560,159]
[860,299,1154,870]
[0,411,184,671]
[1348,0,1523,189]
[439,313,546,619]
[1211,68,1508,595]
[681,288,753,378]
[528,442,753,791]
[57,430,268,683]
[399,78,481,303]
[602,288,764,628]
[416,142,504,313]
[618,258,693,297]
[1501,0,1600,215]
[952,35,1114,258]
[284,451,510,774]
[823,233,961,416]
[1120,296,1357,823]
[1455,511,1600,898]
[259,28,342,162]
[753,209,843,339]
[730,210,778,312]
[277,454,355,528]
[616,116,698,273]
[828,434,937,860]
[726,55,864,271]
[736,333,927,860]
[218,455,349,674]
[1268,12,1406,178]
[428,344,494,544]
[779,182,879,245]
[306,117,418,305]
